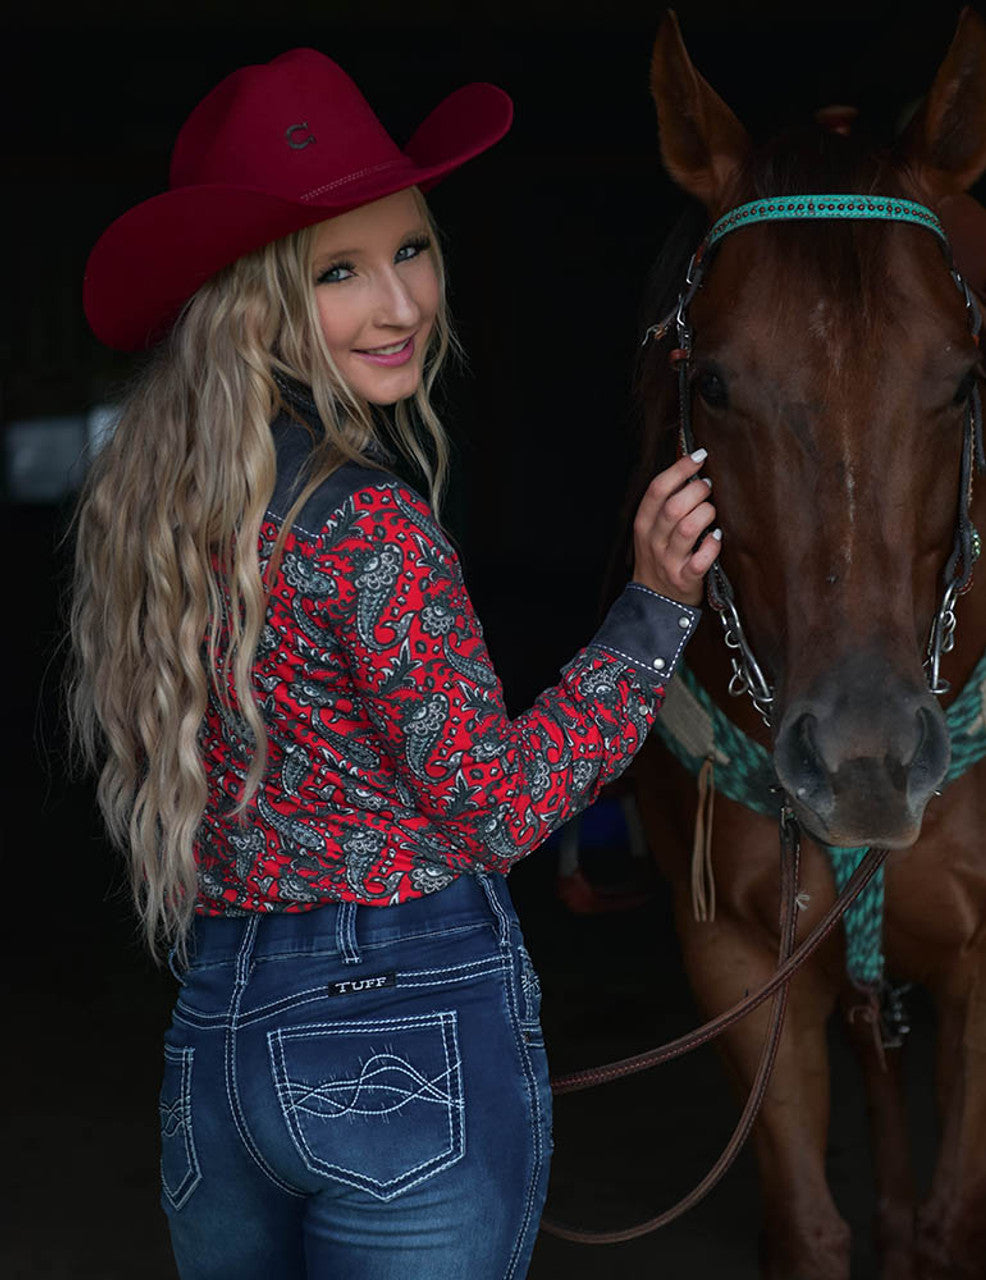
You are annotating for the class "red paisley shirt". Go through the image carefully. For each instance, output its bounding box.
[194,394,699,914]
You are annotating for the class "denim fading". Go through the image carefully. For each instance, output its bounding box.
[160,872,553,1279]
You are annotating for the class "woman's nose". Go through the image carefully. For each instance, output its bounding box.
[373,269,421,329]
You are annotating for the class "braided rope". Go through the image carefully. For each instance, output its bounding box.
[652,653,986,987]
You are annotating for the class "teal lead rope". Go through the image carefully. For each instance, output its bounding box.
[653,653,986,989]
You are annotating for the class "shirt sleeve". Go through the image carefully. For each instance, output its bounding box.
[313,480,700,870]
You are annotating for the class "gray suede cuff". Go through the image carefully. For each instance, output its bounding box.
[588,583,700,688]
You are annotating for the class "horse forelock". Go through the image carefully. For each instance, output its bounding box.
[738,127,917,340]
[635,125,938,432]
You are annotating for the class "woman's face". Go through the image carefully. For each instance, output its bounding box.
[311,189,440,405]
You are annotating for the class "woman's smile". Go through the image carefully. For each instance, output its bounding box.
[353,334,417,366]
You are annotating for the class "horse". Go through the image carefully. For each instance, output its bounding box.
[619,11,986,1279]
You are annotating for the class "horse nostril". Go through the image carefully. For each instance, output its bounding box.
[774,711,834,815]
[883,752,908,793]
[906,705,949,805]
[896,704,927,772]
[795,713,820,778]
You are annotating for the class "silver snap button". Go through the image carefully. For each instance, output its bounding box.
[652,657,665,670]
[678,616,691,629]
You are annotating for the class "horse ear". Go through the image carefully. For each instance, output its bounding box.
[900,7,986,195]
[650,9,750,210]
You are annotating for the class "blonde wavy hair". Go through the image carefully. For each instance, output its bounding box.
[70,189,455,959]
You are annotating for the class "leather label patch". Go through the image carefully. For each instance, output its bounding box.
[328,972,396,997]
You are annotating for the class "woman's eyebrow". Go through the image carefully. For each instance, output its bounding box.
[313,226,430,265]
[313,244,362,263]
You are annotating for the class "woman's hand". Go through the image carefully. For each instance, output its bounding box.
[631,448,721,606]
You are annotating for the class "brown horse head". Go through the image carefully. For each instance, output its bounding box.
[646,10,986,848]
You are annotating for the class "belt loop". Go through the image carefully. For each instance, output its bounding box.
[234,916,260,987]
[337,901,362,966]
[477,873,511,948]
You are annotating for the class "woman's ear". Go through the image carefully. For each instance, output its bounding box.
[650,9,751,212]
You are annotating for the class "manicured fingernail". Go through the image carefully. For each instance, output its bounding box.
[690,448,707,462]
[702,477,712,487]
[712,528,723,540]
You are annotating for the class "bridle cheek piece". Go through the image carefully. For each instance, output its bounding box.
[643,193,985,720]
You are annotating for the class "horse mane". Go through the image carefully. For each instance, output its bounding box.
[600,124,912,616]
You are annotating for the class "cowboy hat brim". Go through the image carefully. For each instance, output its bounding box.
[84,82,512,352]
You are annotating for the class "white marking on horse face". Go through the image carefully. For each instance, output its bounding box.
[844,464,856,569]
[808,295,860,572]
[834,377,858,574]
[808,298,844,377]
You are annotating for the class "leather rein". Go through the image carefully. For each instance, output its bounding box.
[541,194,984,1246]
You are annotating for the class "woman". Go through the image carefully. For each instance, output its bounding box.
[71,48,720,1279]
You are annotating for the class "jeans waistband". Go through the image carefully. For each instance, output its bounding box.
[177,871,515,973]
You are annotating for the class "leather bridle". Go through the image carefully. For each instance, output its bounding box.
[653,194,983,718]
[541,194,984,1245]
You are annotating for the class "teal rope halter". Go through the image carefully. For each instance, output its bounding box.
[652,654,986,989]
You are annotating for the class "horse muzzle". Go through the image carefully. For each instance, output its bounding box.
[772,657,950,849]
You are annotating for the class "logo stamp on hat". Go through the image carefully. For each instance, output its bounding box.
[286,122,316,150]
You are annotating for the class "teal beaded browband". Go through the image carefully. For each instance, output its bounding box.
[702,193,948,253]
[642,193,958,352]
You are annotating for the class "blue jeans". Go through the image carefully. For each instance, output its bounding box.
[160,872,553,1279]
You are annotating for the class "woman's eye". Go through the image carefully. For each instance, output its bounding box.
[696,368,729,410]
[395,236,431,264]
[316,262,355,285]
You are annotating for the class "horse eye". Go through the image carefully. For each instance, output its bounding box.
[696,368,729,410]
[952,369,977,406]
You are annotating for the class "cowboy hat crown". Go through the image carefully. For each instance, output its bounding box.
[169,50,402,194]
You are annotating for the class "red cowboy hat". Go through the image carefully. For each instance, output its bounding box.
[83,49,513,351]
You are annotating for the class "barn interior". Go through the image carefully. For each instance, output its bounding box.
[3,1,980,1275]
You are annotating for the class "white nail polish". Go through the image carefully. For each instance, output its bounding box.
[690,448,708,463]
[712,528,723,540]
[702,477,712,487]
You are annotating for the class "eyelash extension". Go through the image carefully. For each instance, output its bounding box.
[315,235,432,285]
[315,258,355,285]
[400,234,432,256]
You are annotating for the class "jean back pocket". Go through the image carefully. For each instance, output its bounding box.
[159,1045,202,1210]
[268,1011,465,1200]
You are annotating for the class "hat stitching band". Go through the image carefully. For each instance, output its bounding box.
[300,158,410,202]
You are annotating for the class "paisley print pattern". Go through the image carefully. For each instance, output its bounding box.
[442,631,499,686]
[403,691,456,780]
[194,469,676,915]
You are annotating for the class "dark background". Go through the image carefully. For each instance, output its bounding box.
[2,2,978,1276]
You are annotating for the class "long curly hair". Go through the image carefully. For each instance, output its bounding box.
[69,189,455,958]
